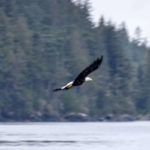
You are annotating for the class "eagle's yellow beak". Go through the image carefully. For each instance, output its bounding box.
[89,77,93,81]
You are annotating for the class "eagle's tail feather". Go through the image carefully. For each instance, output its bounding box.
[53,88,62,92]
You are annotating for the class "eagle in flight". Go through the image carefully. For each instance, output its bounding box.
[53,56,103,92]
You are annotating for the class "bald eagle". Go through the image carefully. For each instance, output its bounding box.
[53,56,103,92]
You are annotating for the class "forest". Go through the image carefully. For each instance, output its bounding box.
[0,0,150,121]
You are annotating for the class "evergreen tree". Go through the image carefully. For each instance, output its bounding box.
[135,50,150,113]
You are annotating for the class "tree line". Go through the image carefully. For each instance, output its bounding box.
[0,0,149,121]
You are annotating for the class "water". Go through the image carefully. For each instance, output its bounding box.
[0,121,150,150]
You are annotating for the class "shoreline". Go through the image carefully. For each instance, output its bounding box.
[0,113,150,122]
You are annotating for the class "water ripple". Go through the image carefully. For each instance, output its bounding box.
[0,140,108,146]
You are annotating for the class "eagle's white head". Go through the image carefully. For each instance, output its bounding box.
[85,77,93,82]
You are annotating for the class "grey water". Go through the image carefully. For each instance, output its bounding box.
[0,121,150,150]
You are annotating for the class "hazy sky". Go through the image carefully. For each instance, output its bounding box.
[73,0,150,44]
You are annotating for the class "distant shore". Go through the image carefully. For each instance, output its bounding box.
[0,113,150,122]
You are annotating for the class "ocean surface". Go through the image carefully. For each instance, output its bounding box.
[0,121,150,150]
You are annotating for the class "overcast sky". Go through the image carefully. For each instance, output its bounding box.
[73,0,150,44]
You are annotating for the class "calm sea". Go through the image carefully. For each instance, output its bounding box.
[0,121,150,150]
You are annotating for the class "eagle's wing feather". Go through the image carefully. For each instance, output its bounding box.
[73,56,103,86]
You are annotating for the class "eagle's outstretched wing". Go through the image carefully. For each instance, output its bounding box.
[73,56,103,86]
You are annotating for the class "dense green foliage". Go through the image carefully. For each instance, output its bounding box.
[0,0,149,120]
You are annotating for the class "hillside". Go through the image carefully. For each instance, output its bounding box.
[0,0,150,121]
